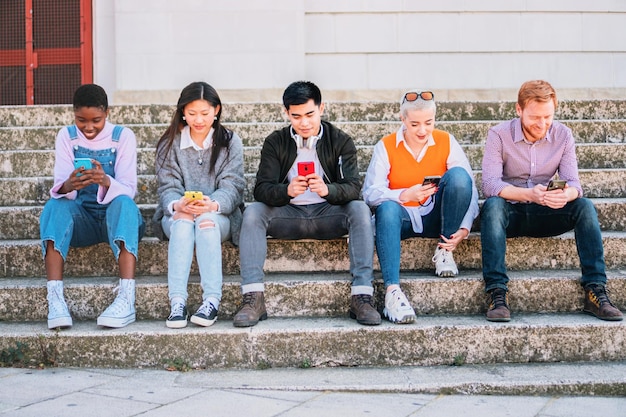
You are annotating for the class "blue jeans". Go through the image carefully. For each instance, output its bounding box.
[40,195,145,261]
[480,196,607,291]
[375,167,473,287]
[239,201,375,294]
[162,212,230,303]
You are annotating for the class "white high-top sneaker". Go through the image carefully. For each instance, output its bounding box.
[47,280,73,329]
[97,279,136,328]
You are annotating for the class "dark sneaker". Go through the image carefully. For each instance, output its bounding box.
[166,302,188,329]
[486,288,511,322]
[583,284,623,321]
[233,291,267,327]
[190,299,218,327]
[349,294,381,325]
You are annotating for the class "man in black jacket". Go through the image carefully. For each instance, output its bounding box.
[234,81,381,327]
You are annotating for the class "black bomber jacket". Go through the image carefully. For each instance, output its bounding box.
[253,121,362,207]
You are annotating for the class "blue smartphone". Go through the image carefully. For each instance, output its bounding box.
[74,158,93,176]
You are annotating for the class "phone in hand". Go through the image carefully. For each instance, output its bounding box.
[422,175,441,187]
[297,161,315,176]
[547,179,566,190]
[74,158,93,177]
[184,191,203,201]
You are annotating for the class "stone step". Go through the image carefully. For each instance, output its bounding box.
[2,142,626,179]
[2,119,626,150]
[1,198,625,240]
[3,232,626,278]
[2,169,625,208]
[1,313,624,369]
[1,270,624,322]
[2,100,626,127]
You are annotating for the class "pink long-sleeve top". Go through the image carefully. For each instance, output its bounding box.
[50,121,138,205]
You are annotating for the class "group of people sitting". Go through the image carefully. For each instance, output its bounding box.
[40,79,623,331]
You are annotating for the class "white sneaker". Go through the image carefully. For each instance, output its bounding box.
[432,247,458,277]
[47,281,72,329]
[97,279,136,328]
[383,288,416,324]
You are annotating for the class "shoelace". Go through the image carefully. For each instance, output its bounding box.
[169,302,186,318]
[588,285,615,306]
[432,248,452,264]
[354,294,374,307]
[490,289,508,308]
[48,288,67,314]
[388,290,409,309]
[105,285,131,313]
[242,292,258,306]
[196,300,216,317]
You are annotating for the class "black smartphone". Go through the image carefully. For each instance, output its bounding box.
[422,175,441,186]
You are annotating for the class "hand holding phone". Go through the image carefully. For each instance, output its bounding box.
[422,175,441,187]
[74,158,93,177]
[547,179,566,191]
[184,191,204,201]
[297,161,315,177]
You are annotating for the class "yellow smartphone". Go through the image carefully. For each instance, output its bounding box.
[547,180,566,191]
[184,191,203,201]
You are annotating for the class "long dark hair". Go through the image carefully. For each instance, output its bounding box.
[156,81,232,174]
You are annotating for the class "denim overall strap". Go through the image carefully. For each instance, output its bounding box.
[71,125,120,210]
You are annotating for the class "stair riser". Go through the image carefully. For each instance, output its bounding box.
[1,321,624,368]
[1,275,624,321]
[3,235,626,278]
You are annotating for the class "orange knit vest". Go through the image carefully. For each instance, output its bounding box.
[383,129,450,206]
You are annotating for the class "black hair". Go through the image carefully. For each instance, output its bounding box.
[156,81,232,175]
[73,84,108,111]
[282,81,322,109]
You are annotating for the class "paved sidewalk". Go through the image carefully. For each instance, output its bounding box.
[0,364,625,416]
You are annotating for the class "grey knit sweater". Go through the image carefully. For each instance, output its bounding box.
[153,131,245,244]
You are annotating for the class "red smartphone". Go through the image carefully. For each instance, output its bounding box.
[297,161,315,176]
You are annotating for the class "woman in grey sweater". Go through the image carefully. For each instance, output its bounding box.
[154,82,245,328]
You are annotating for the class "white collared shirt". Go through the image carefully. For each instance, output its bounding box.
[362,125,479,233]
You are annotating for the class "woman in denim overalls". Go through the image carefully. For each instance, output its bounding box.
[40,84,145,330]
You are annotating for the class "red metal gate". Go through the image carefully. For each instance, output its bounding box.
[0,0,92,105]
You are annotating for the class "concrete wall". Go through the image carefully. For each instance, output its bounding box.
[93,0,626,103]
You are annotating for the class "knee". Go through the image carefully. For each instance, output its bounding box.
[110,195,137,211]
[375,201,402,226]
[571,198,598,220]
[480,197,507,225]
[241,203,267,227]
[346,200,372,222]
[442,167,471,190]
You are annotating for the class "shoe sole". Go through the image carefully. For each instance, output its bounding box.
[190,315,217,327]
[583,309,624,321]
[165,319,188,329]
[48,316,73,329]
[436,270,458,278]
[383,309,416,324]
[486,316,511,322]
[97,314,136,328]
[233,312,268,328]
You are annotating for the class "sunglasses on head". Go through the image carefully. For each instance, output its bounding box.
[403,91,434,103]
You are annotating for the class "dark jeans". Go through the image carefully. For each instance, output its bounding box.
[480,196,607,292]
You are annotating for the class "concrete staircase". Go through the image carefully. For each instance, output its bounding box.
[0,100,625,373]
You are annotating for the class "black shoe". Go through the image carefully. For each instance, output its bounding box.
[190,299,218,327]
[583,284,623,321]
[486,288,510,322]
[166,302,188,329]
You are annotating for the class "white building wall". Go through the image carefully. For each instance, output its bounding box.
[94,0,626,103]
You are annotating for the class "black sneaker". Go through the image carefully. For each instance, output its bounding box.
[190,299,218,327]
[166,302,188,329]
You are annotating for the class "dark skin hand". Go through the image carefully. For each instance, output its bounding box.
[58,160,110,194]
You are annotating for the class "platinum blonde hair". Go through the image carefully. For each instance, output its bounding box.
[400,89,436,118]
